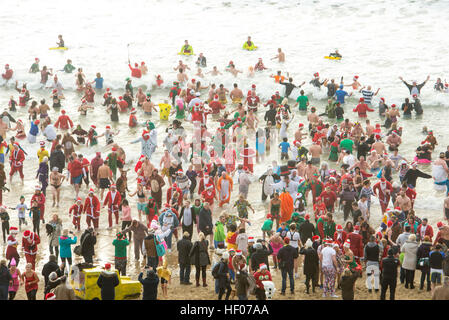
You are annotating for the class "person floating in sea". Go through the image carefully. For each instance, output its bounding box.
[329,49,342,58]
[180,40,193,55]
[56,35,64,48]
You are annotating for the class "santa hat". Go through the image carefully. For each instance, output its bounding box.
[118,96,123,100]
[391,104,396,108]
[259,263,267,270]
[236,250,243,256]
[251,84,256,89]
[39,141,45,147]
[375,134,381,140]
[88,188,95,194]
[23,230,31,238]
[52,89,58,93]
[45,292,56,300]
[76,197,82,202]
[387,220,393,227]
[35,185,41,191]
[312,235,320,241]
[104,263,112,270]
[134,63,138,67]
[106,88,111,92]
[35,57,39,61]
[34,119,40,125]
[336,225,343,232]
[5,64,9,68]
[304,214,310,220]
[10,226,18,234]
[82,99,87,104]
[380,177,386,182]
[106,125,111,129]
[248,237,255,243]
[130,108,137,113]
[344,239,351,248]
[437,222,444,229]
[314,72,319,77]
[61,109,66,114]
[214,94,219,100]
[110,184,116,188]
[298,123,304,128]
[90,125,96,129]
[177,169,183,174]
[380,97,385,102]
[111,147,117,151]
[353,75,359,80]
[359,97,364,102]
[412,94,418,98]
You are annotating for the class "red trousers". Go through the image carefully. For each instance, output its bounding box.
[25,254,36,270]
[73,216,81,231]
[10,166,24,179]
[86,216,99,229]
[108,210,119,227]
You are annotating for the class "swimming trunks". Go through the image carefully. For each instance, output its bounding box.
[100,178,110,189]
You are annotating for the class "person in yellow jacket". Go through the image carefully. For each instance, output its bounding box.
[156,258,172,298]
[179,40,194,55]
[37,141,49,163]
[243,36,257,51]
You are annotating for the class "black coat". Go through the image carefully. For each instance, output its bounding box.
[299,247,319,275]
[299,221,316,244]
[250,247,273,272]
[177,237,193,265]
[277,245,298,270]
[97,271,119,300]
[80,231,96,257]
[217,261,230,289]
[41,260,59,287]
[49,150,65,172]
[189,240,210,266]
[198,208,213,235]
[0,265,12,286]
[138,272,159,300]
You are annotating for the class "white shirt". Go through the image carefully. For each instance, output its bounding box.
[43,124,57,140]
[343,154,356,168]
[285,231,300,248]
[188,97,202,109]
[358,199,369,219]
[321,246,336,268]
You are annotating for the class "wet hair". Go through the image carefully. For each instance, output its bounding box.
[229,224,237,232]
[122,199,129,206]
[405,226,411,232]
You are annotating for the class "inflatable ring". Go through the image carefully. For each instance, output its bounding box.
[49,47,68,50]
[324,56,341,60]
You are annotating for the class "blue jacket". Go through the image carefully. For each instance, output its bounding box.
[59,236,77,258]
[29,122,39,136]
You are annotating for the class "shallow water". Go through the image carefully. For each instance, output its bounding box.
[0,0,449,298]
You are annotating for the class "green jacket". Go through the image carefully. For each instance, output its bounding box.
[112,239,130,258]
[64,64,75,73]
[287,212,304,230]
[214,221,226,242]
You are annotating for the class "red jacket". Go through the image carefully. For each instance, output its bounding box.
[22,232,40,255]
[84,195,101,218]
[372,181,393,200]
[103,191,122,212]
[167,186,182,206]
[68,159,83,178]
[118,100,128,112]
[2,69,13,80]
[253,270,272,289]
[333,231,348,249]
[6,235,19,260]
[353,103,374,117]
[69,204,84,217]
[209,101,225,114]
[11,149,25,167]
[31,193,46,212]
[54,115,74,130]
[319,190,337,208]
[129,64,142,78]
[417,224,434,241]
[129,114,138,127]
[347,232,364,258]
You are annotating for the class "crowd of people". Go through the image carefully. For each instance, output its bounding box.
[1,37,449,301]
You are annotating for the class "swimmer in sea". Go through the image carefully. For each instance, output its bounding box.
[280,77,305,99]
[196,53,207,68]
[140,62,148,75]
[225,61,242,77]
[243,36,256,50]
[177,68,188,84]
[398,76,430,97]
[196,68,204,78]
[248,66,255,78]
[180,40,193,54]
[254,58,267,71]
[345,75,362,90]
[174,60,190,71]
[56,34,64,47]
[271,48,285,62]
[78,99,94,116]
[329,49,342,58]
[270,71,286,84]
[206,66,222,76]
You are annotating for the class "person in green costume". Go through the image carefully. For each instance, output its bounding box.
[29,58,40,73]
[87,125,98,147]
[325,98,337,119]
[106,148,119,179]
[214,214,226,249]
[63,59,75,73]
[343,242,358,271]
[287,212,305,232]
[329,136,340,162]
[294,90,309,111]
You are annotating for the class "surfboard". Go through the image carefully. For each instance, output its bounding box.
[49,47,68,51]
[324,56,341,60]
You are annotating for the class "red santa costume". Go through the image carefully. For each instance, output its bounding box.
[118,96,128,112]
[373,178,393,213]
[201,185,216,206]
[54,110,74,130]
[347,225,364,263]
[167,183,182,206]
[6,227,20,265]
[69,198,84,231]
[129,63,142,78]
[129,108,138,127]
[241,145,256,173]
[31,186,46,222]
[417,222,434,242]
[22,230,40,270]
[9,144,25,179]
[209,95,225,114]
[84,189,101,229]
[333,224,347,250]
[19,88,27,107]
[198,174,214,195]
[103,185,122,228]
[223,147,237,172]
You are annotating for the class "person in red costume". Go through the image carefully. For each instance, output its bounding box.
[68,156,84,199]
[319,186,338,213]
[9,142,25,183]
[103,184,122,229]
[54,109,74,130]
[128,108,138,127]
[69,197,83,231]
[22,230,40,270]
[6,227,20,266]
[242,143,255,173]
[2,64,13,80]
[84,188,101,229]
[128,61,142,78]
[201,184,217,206]
[246,89,260,112]
[224,146,237,172]
[313,198,327,221]
[253,263,272,300]
[198,173,214,195]
[31,186,46,223]
[353,97,374,117]
[167,182,182,205]
[333,224,347,250]
[373,177,393,214]
[209,95,225,114]
[417,218,434,242]
[347,225,364,263]
[403,184,417,208]
[83,83,96,103]
[118,96,128,112]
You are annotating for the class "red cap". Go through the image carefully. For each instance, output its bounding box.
[354,225,360,231]
[437,222,444,229]
[61,109,66,114]
[380,97,385,102]
[391,104,396,108]
[105,263,111,270]
[119,96,123,100]
[312,235,320,241]
[106,125,111,129]
[106,88,111,91]
[381,177,386,182]
[134,63,138,67]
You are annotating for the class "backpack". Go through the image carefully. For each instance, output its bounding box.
[247,274,257,295]
[211,262,220,279]
[154,235,166,257]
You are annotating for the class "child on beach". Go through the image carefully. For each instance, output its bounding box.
[261,214,273,240]
[10,195,28,230]
[269,233,284,269]
[156,258,171,298]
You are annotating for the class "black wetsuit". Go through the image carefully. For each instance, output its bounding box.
[196,56,207,68]
[279,81,297,98]
[309,79,325,88]
[413,99,423,115]
[327,83,336,98]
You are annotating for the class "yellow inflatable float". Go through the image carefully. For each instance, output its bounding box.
[178,44,194,55]
[159,103,171,120]
[324,56,341,60]
[49,47,68,50]
[243,42,257,51]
